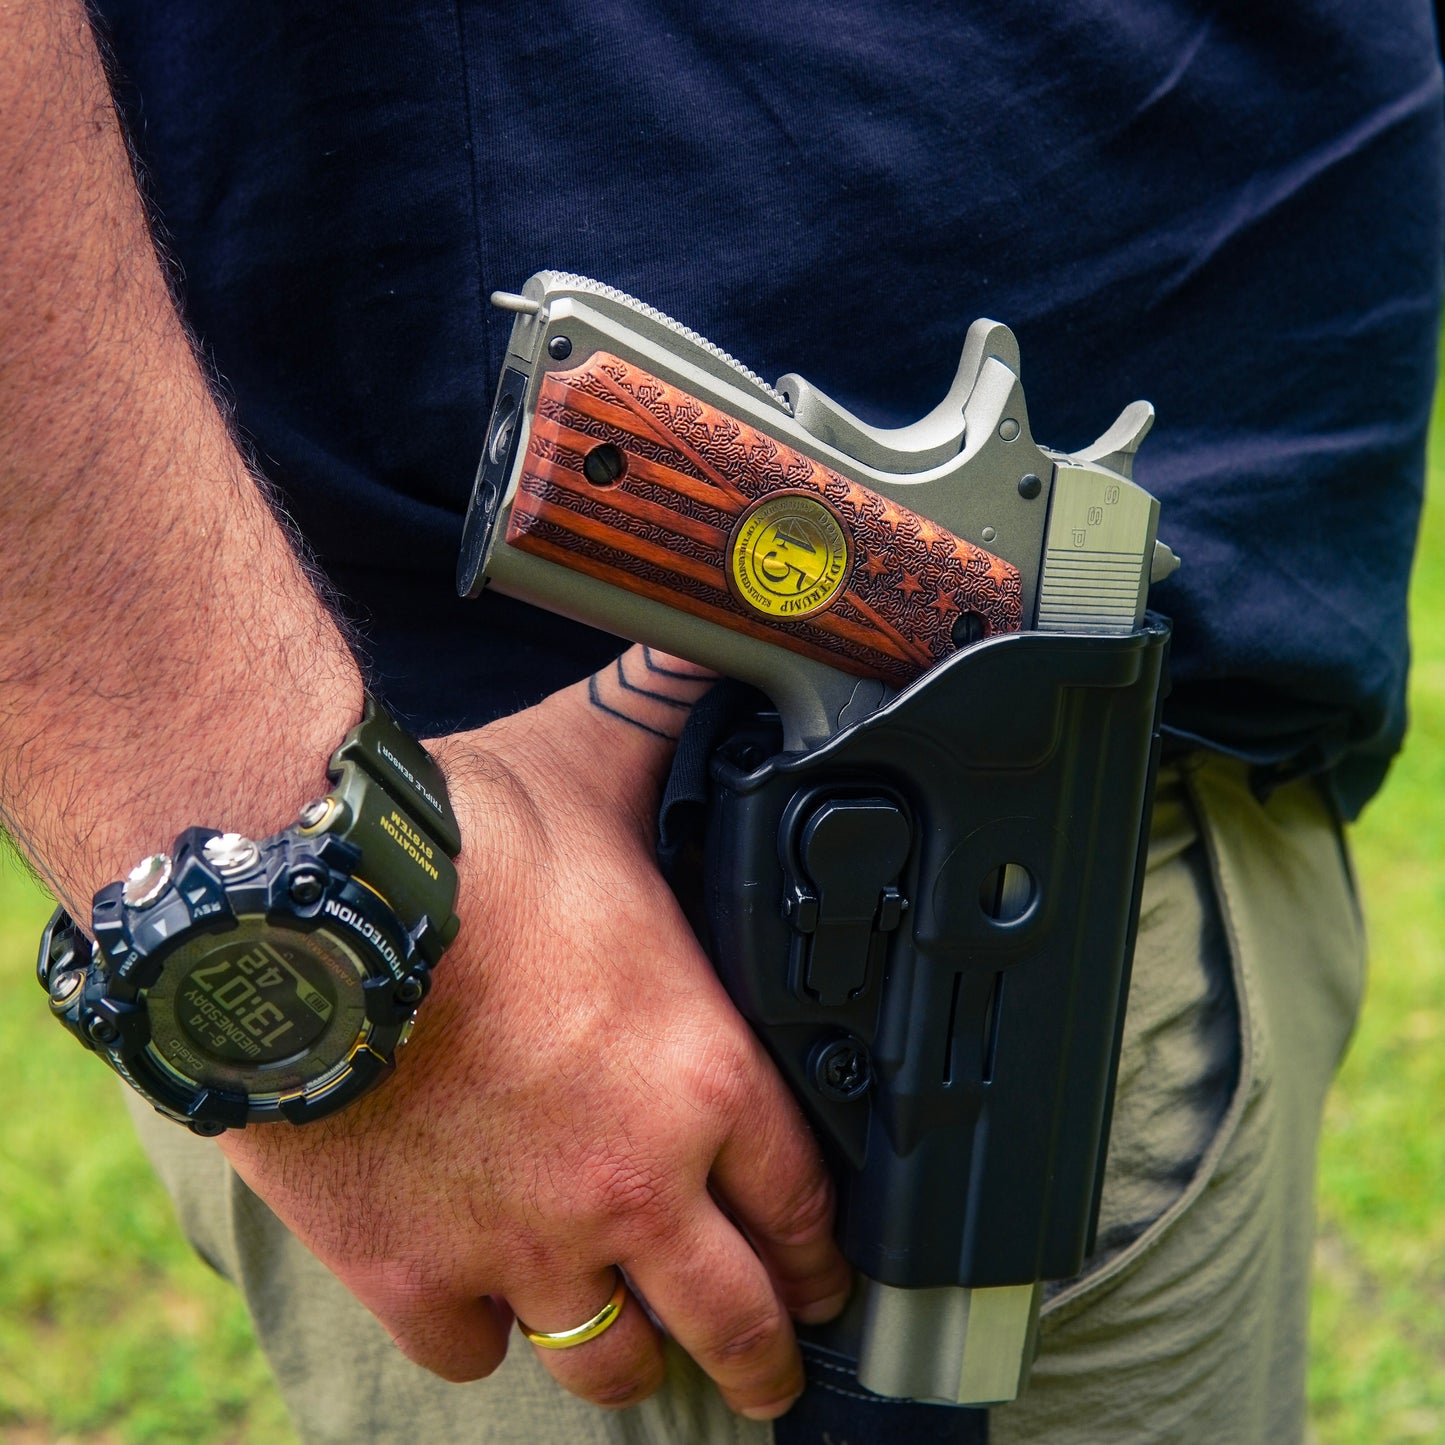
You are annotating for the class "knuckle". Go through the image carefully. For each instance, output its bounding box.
[586,1361,666,1410]
[582,1154,668,1224]
[501,1230,555,1285]
[386,1314,504,1384]
[766,1171,835,1245]
[344,1259,509,1383]
[685,1041,754,1119]
[414,1342,500,1385]
[709,1306,789,1367]
[350,1253,445,1317]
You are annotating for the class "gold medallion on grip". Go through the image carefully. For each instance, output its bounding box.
[729,493,852,619]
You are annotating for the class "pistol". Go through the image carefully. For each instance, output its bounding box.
[459,272,1178,1404]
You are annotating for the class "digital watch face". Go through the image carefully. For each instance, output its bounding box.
[142,915,372,1101]
[175,935,335,1063]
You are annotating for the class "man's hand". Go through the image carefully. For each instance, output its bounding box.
[217,645,852,1419]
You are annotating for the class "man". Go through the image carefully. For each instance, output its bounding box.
[2,3,1440,1442]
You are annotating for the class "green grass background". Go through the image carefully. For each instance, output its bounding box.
[1,371,1442,1443]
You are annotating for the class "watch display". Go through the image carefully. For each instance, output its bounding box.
[142,917,367,1100]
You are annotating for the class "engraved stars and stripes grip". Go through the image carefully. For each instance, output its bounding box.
[506,353,1022,686]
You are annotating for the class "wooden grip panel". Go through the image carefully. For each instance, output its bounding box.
[507,352,1022,685]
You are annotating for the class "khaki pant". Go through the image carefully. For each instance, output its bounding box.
[130,754,1366,1444]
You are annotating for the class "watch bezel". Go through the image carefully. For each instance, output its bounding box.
[57,827,429,1131]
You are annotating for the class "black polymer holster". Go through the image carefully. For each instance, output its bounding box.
[694,618,1172,1405]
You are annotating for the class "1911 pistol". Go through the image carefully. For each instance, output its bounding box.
[459,271,1178,1405]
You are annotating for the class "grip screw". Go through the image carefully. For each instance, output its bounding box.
[547,335,573,360]
[583,443,627,487]
[951,612,987,647]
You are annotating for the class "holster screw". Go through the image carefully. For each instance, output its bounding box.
[812,1037,873,1101]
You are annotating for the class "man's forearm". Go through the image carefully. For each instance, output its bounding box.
[0,10,852,1421]
[0,1,361,915]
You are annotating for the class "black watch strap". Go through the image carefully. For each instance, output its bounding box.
[299,698,462,957]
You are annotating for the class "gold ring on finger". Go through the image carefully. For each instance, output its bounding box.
[518,1274,628,1350]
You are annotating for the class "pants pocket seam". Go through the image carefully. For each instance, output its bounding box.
[1040,759,1258,1323]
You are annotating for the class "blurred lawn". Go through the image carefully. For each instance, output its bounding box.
[0,373,1442,1444]
[0,858,295,1444]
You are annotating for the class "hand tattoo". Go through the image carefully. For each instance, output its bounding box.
[587,647,716,740]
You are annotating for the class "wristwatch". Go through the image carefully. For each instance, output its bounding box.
[36,699,461,1134]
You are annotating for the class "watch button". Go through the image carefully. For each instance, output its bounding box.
[203,833,260,875]
[297,797,348,835]
[122,853,172,908]
[48,968,85,1012]
[297,797,331,830]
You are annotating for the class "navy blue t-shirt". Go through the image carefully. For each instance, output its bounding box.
[94,1,1444,817]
